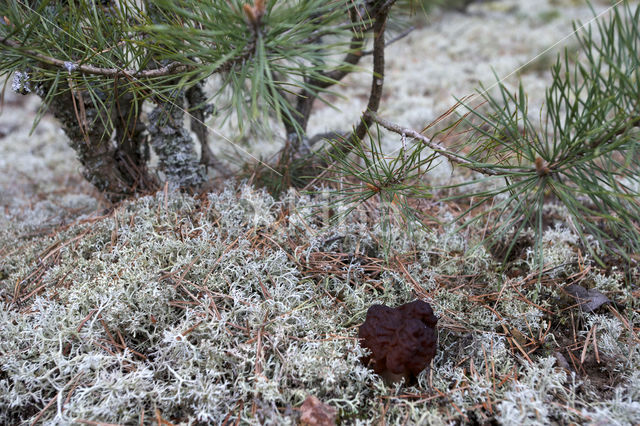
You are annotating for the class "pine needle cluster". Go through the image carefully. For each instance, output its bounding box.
[327,2,640,267]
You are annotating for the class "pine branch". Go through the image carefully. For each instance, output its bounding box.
[2,35,260,80]
[366,112,536,176]
[1,38,192,78]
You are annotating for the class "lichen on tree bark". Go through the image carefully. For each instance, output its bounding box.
[147,94,205,189]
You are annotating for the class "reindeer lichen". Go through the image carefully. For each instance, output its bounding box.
[1,185,638,424]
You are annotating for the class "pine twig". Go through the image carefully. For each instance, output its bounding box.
[366,112,533,176]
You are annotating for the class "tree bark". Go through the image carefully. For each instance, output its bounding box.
[38,80,156,202]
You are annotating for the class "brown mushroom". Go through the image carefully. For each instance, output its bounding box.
[358,300,438,385]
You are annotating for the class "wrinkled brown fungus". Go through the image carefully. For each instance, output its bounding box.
[358,300,438,385]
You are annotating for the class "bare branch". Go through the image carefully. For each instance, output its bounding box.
[2,36,258,80]
[1,38,193,78]
[366,112,533,176]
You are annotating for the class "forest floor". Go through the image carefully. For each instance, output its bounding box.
[1,0,639,424]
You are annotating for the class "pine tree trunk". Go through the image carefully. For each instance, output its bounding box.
[39,81,156,202]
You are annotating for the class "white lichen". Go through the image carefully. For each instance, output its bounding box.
[12,71,31,94]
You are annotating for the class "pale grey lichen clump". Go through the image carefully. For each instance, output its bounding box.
[525,224,580,277]
[497,357,570,425]
[0,187,374,424]
[1,185,639,424]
